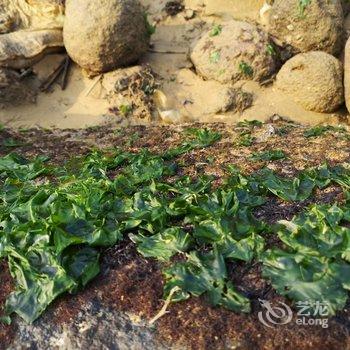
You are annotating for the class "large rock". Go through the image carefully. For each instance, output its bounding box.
[190,20,277,84]
[0,1,64,70]
[344,38,350,113]
[267,0,344,55]
[0,30,63,69]
[276,51,344,113]
[63,0,150,73]
[0,0,64,33]
[345,12,350,39]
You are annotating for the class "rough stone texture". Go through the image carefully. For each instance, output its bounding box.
[63,0,150,74]
[344,37,350,113]
[9,301,167,350]
[229,88,254,113]
[344,11,350,39]
[276,51,344,113]
[0,68,36,105]
[190,20,277,84]
[0,0,64,70]
[267,0,344,55]
[0,0,64,33]
[0,29,63,69]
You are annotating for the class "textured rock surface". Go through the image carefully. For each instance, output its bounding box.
[267,0,344,55]
[0,0,64,70]
[0,30,63,69]
[190,20,277,84]
[9,301,167,350]
[0,0,64,33]
[64,0,150,73]
[344,37,350,113]
[276,51,344,113]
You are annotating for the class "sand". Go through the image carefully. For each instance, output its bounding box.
[0,0,347,129]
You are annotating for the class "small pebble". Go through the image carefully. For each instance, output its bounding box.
[184,9,195,20]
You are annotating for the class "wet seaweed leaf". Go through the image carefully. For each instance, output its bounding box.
[61,247,100,288]
[1,127,350,324]
[236,120,263,129]
[250,150,286,162]
[4,248,75,323]
[0,153,49,181]
[130,227,193,261]
[303,125,346,138]
[163,249,251,313]
[252,168,314,201]
[262,249,350,315]
[277,204,350,260]
[164,128,221,159]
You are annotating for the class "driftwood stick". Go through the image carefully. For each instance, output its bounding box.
[59,56,71,91]
[40,57,66,92]
[85,75,102,97]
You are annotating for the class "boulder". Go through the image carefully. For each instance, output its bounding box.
[345,11,350,39]
[0,0,64,33]
[344,38,350,113]
[267,0,344,55]
[0,1,64,70]
[63,0,150,73]
[190,20,277,84]
[0,30,63,69]
[276,51,344,113]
